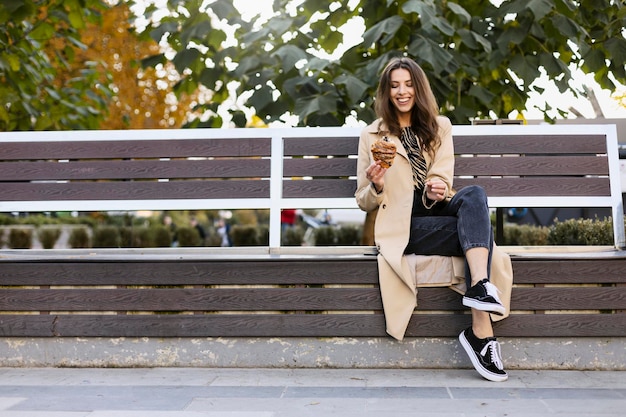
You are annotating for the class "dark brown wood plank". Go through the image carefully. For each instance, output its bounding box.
[491,314,626,337]
[0,288,384,311]
[0,260,379,286]
[1,138,272,160]
[283,137,358,156]
[2,257,624,287]
[0,159,270,181]
[3,257,624,287]
[9,285,624,313]
[0,179,270,201]
[0,287,465,312]
[1,312,622,337]
[454,155,609,176]
[510,287,626,310]
[4,285,623,313]
[0,313,462,337]
[283,179,357,198]
[455,177,610,197]
[416,288,464,309]
[511,259,626,284]
[0,314,390,337]
[453,135,607,155]
[283,158,357,177]
[407,313,626,337]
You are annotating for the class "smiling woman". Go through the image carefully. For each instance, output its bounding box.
[356,56,513,382]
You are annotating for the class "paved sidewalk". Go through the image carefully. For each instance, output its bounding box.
[0,367,624,416]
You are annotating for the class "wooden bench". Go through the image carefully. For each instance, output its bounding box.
[0,124,624,369]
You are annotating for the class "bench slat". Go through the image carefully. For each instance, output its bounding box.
[454,155,609,176]
[512,259,626,284]
[510,287,626,310]
[283,179,358,198]
[0,260,379,286]
[455,177,610,197]
[1,139,272,160]
[3,176,606,201]
[491,314,626,337]
[0,288,384,311]
[0,313,623,337]
[2,286,622,312]
[283,137,358,156]
[0,288,456,312]
[283,158,357,177]
[4,258,625,286]
[0,159,271,181]
[1,180,270,201]
[453,134,608,154]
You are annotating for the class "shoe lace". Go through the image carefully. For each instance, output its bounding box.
[484,281,503,304]
[481,340,504,370]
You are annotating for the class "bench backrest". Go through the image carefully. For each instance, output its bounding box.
[453,124,624,248]
[0,124,622,248]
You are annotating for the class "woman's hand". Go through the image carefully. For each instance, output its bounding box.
[366,161,386,193]
[425,178,446,202]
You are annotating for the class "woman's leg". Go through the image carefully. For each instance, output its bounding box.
[415,186,506,381]
[437,185,493,286]
[466,247,494,338]
[466,246,489,286]
[437,186,503,335]
[407,187,507,381]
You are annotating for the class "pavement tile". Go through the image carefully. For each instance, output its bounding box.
[87,413,274,417]
[281,386,451,398]
[0,413,90,417]
[0,397,27,410]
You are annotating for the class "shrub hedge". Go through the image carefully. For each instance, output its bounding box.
[0,214,622,248]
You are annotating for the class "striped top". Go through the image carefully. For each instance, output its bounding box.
[399,126,428,190]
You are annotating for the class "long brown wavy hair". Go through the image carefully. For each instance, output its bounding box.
[374,57,441,155]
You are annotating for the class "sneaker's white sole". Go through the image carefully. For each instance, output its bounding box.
[462,297,505,315]
[459,331,508,382]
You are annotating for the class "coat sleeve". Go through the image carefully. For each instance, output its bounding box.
[355,124,383,213]
[422,116,455,209]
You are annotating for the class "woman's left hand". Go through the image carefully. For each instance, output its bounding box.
[425,179,447,202]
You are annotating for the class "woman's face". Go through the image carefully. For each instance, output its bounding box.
[389,68,415,118]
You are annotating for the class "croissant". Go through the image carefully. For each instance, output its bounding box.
[370,137,397,169]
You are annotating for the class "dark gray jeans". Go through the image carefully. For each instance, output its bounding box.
[404,185,493,287]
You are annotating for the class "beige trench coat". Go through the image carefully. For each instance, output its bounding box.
[355,117,513,341]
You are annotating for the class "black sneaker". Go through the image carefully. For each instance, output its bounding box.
[462,278,505,316]
[459,327,508,382]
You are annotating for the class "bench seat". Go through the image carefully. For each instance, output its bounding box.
[0,247,624,338]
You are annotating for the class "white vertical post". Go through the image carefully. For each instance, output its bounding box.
[606,125,626,248]
[269,133,284,249]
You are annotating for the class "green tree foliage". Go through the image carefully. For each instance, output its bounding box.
[138,0,626,125]
[0,0,112,130]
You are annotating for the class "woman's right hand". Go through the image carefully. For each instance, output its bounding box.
[366,161,386,193]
